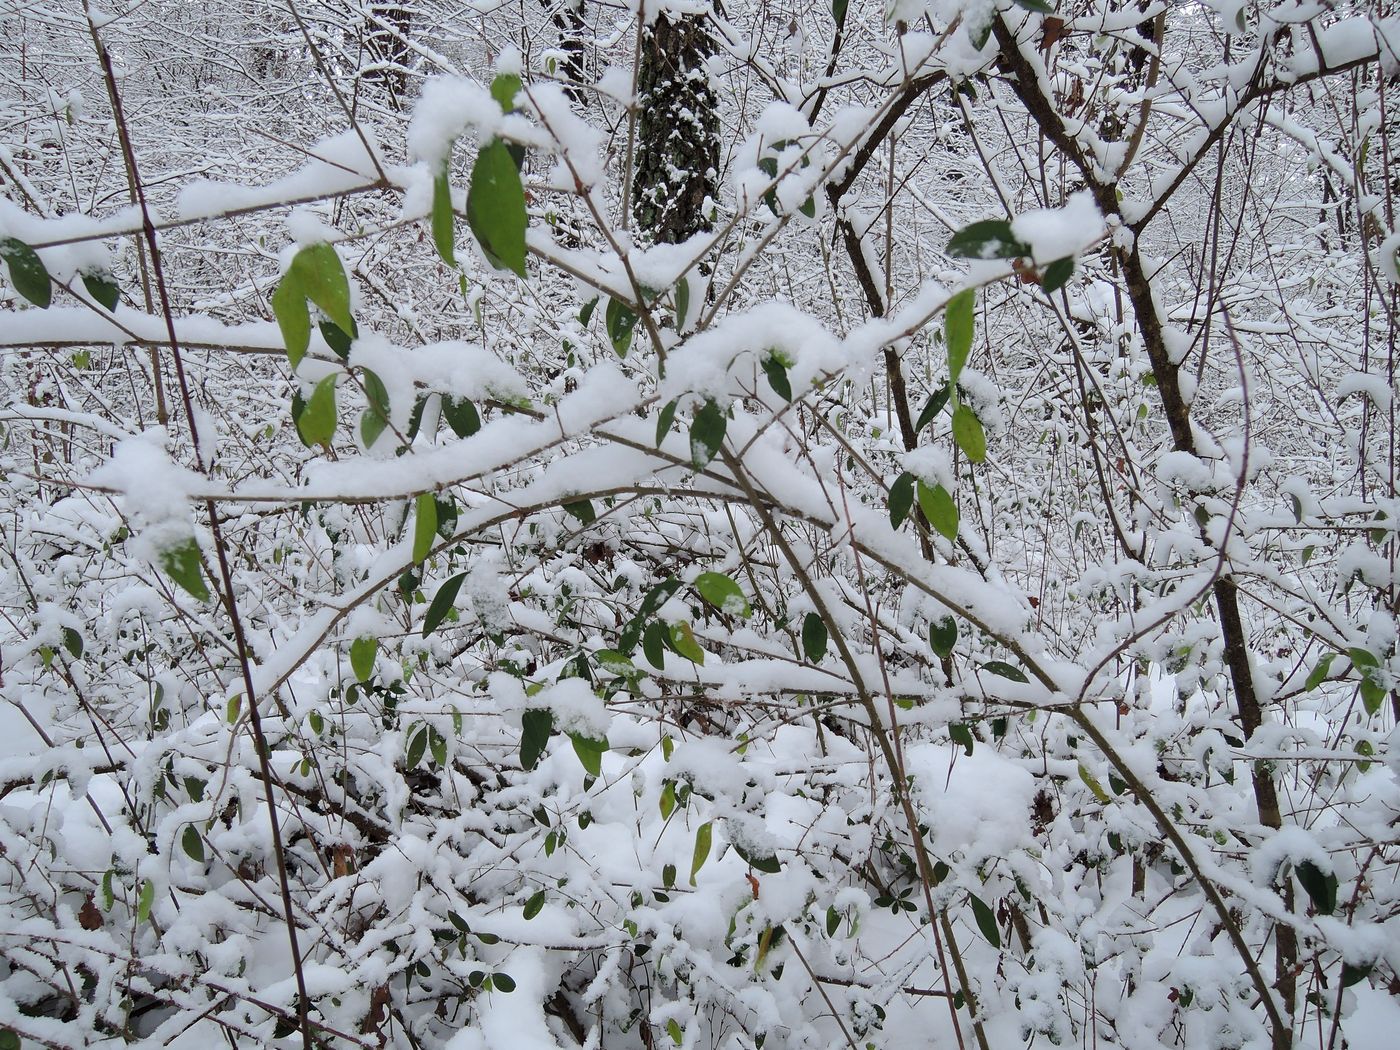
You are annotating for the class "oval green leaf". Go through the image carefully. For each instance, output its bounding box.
[889,471,916,530]
[689,821,712,886]
[520,708,554,770]
[0,237,51,308]
[968,892,1000,948]
[689,398,727,471]
[350,636,377,681]
[952,403,986,463]
[694,571,750,617]
[422,571,467,636]
[432,172,457,266]
[917,480,959,541]
[929,616,957,659]
[802,612,828,662]
[467,139,527,278]
[944,289,974,385]
[296,373,338,447]
[412,492,437,564]
[159,536,210,602]
[83,272,120,311]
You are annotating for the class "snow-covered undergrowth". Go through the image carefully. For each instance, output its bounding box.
[1,2,1398,1049]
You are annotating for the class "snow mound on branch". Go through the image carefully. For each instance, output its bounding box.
[1011,192,1104,263]
[906,743,1035,864]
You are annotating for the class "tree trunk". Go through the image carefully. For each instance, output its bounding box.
[631,12,718,245]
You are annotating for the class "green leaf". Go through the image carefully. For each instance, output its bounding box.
[656,399,679,447]
[983,660,1029,683]
[431,172,457,266]
[952,403,987,463]
[929,616,957,659]
[361,408,387,449]
[563,499,596,525]
[522,889,545,920]
[137,879,155,924]
[674,276,690,330]
[272,274,311,368]
[422,572,467,636]
[689,821,713,886]
[361,368,390,441]
[61,626,83,659]
[642,620,668,670]
[1012,0,1055,12]
[491,72,523,113]
[350,636,377,681]
[0,237,51,308]
[666,1019,684,1046]
[159,537,210,602]
[689,398,727,471]
[950,723,975,756]
[1078,762,1111,803]
[83,272,120,311]
[320,319,353,359]
[832,0,849,27]
[946,219,1029,260]
[595,649,636,678]
[442,396,481,438]
[917,481,959,541]
[605,298,638,357]
[670,622,705,665]
[915,386,950,431]
[802,612,828,662]
[437,494,461,536]
[660,779,677,819]
[413,492,438,564]
[694,571,750,617]
[1295,860,1338,915]
[1360,676,1385,716]
[491,972,516,993]
[296,373,338,447]
[181,825,204,863]
[944,289,974,385]
[1341,961,1374,988]
[0,1028,20,1050]
[889,471,916,530]
[732,840,781,874]
[102,870,115,911]
[968,893,1000,947]
[293,242,355,337]
[762,354,793,401]
[1348,648,1387,714]
[406,725,427,769]
[570,733,608,777]
[520,709,554,770]
[578,297,598,326]
[1304,653,1336,692]
[1348,647,1378,670]
[430,726,448,767]
[1041,256,1075,293]
[467,139,527,278]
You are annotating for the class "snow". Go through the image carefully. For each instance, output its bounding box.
[906,743,1036,866]
[3,10,1399,1050]
[1010,191,1104,263]
[178,131,384,221]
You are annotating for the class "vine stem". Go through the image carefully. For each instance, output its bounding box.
[83,7,314,1049]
